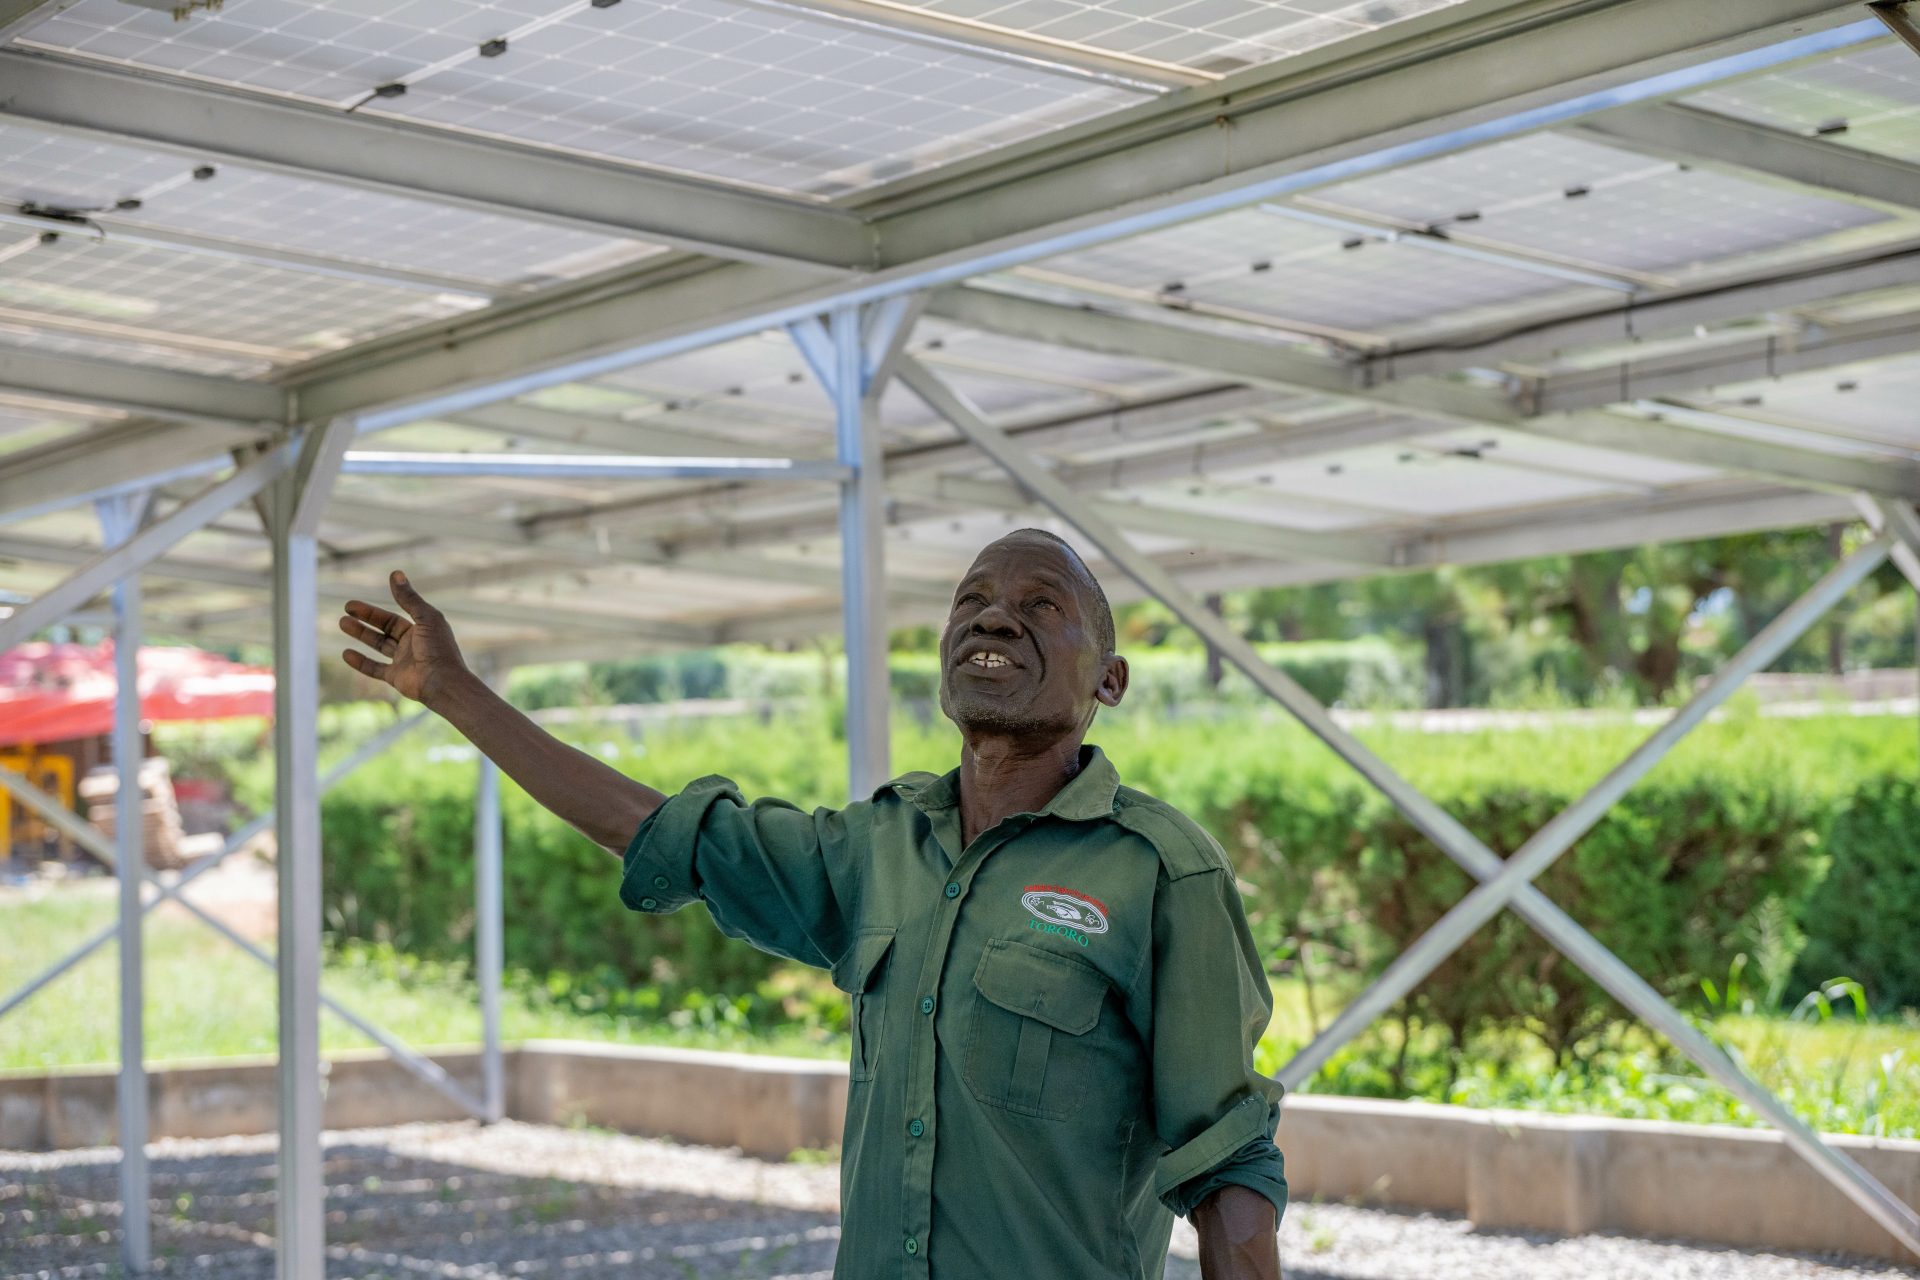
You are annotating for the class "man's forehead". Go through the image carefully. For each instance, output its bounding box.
[961,536,1085,585]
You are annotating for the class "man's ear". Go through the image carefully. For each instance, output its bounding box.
[1095,654,1128,708]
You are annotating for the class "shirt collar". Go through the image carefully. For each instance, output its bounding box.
[890,742,1120,823]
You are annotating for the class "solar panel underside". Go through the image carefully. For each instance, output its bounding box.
[0,235,485,365]
[0,122,665,290]
[870,0,1473,73]
[1683,41,1920,166]
[21,0,1144,197]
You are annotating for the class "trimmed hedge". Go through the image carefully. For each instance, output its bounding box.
[310,707,1920,1033]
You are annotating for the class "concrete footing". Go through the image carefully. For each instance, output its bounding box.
[3,1042,1913,1263]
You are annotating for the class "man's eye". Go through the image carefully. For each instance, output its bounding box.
[956,593,984,607]
[1031,598,1058,611]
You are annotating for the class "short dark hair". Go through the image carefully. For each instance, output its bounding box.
[998,527,1115,657]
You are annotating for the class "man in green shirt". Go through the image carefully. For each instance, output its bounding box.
[340,529,1287,1279]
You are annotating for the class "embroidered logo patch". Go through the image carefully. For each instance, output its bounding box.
[1020,885,1110,935]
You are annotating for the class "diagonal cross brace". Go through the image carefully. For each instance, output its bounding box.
[0,445,289,650]
[895,354,1920,1256]
[0,720,481,1120]
[1283,532,1891,1083]
[1858,497,1920,590]
[0,711,431,1022]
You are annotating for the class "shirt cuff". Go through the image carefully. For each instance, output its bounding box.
[1155,1093,1288,1218]
[618,774,740,915]
[1169,1136,1288,1222]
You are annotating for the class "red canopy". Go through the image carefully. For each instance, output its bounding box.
[0,641,274,748]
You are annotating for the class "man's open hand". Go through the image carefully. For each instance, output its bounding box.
[338,570,469,708]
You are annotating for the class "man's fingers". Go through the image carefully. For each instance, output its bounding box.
[341,648,392,682]
[344,598,409,637]
[338,615,398,655]
[388,570,437,622]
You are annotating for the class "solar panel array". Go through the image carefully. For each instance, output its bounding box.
[1,0,1916,656]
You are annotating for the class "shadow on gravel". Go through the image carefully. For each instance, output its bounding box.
[2,1141,841,1279]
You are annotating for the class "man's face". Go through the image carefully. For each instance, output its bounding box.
[937,535,1126,744]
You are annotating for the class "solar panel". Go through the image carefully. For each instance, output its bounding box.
[0,234,486,365]
[22,0,1140,197]
[0,122,664,290]
[1689,353,1920,456]
[1310,131,1889,276]
[1683,41,1920,165]
[0,319,270,378]
[891,0,1474,73]
[1027,206,1580,340]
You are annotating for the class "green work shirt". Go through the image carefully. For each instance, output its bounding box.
[619,743,1288,1279]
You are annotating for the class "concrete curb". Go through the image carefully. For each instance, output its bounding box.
[2,1042,1913,1263]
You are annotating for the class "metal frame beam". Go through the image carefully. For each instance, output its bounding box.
[0,418,280,526]
[338,451,851,483]
[1577,102,1920,214]
[897,350,1920,1257]
[0,347,283,427]
[0,53,874,273]
[927,287,1920,500]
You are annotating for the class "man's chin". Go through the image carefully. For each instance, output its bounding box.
[941,692,1070,740]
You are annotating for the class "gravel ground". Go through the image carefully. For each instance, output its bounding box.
[2,1121,1913,1280]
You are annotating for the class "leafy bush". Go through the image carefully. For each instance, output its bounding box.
[311,702,1917,1047]
[1795,779,1920,1010]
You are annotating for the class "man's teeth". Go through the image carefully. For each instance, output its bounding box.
[969,653,1011,667]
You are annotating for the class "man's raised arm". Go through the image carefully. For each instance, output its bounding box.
[338,569,662,856]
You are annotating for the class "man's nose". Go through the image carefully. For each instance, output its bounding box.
[970,600,1023,635]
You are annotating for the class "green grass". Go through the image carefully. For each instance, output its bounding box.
[1254,971,1920,1139]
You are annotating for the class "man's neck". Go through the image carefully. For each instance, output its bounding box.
[955,734,1086,849]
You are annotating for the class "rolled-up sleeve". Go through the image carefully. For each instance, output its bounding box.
[1146,866,1289,1219]
[619,774,857,971]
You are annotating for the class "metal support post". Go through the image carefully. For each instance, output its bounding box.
[266,417,352,1280]
[268,457,324,1280]
[789,296,924,800]
[95,490,151,1274]
[896,355,1920,1257]
[475,664,507,1124]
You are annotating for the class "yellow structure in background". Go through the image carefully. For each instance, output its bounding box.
[0,748,74,860]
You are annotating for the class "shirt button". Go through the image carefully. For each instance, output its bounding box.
[904,1237,919,1256]
[908,1118,924,1138]
[919,996,935,1015]
[652,875,669,890]
[639,897,658,910]
[944,882,960,899]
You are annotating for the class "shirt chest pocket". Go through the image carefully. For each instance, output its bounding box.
[832,928,895,1084]
[963,938,1110,1121]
